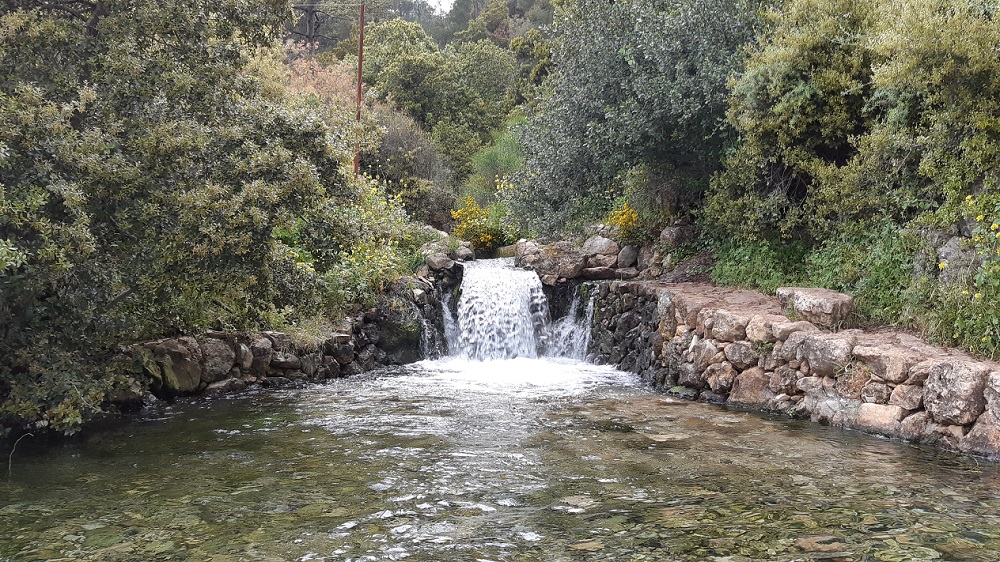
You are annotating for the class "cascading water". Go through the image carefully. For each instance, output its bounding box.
[444,258,592,361]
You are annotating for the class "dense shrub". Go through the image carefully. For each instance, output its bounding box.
[511,0,768,236]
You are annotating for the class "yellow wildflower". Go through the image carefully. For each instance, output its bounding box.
[992,223,999,231]
[963,290,970,295]
[939,262,947,270]
[975,293,983,299]
[983,336,990,343]
[977,214,985,222]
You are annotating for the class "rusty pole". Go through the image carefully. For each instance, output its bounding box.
[353,3,365,178]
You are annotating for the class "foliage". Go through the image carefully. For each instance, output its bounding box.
[803,225,922,325]
[451,195,517,253]
[512,0,767,236]
[711,240,807,296]
[463,116,525,204]
[931,195,1000,358]
[0,1,424,435]
[706,0,1000,243]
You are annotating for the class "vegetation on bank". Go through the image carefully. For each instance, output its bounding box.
[2,0,999,434]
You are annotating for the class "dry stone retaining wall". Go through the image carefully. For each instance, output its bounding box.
[586,280,1000,459]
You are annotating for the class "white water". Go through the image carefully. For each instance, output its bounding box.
[444,258,592,361]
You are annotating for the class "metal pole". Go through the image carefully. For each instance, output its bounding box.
[354,3,365,178]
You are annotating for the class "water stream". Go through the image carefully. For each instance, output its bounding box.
[4,260,1000,561]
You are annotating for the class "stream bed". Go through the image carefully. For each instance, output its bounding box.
[3,357,1000,561]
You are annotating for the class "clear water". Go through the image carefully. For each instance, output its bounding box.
[3,358,1000,561]
[5,260,1000,561]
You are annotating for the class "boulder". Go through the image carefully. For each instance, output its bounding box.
[888,384,923,411]
[426,252,455,271]
[710,309,750,342]
[201,338,236,383]
[658,226,690,248]
[580,267,618,280]
[855,403,906,435]
[581,235,619,256]
[705,362,738,394]
[959,412,1000,458]
[983,371,1000,418]
[860,381,891,404]
[203,377,248,396]
[329,343,355,365]
[688,338,719,372]
[151,337,204,395]
[745,314,787,343]
[587,253,618,268]
[300,352,324,377]
[801,333,856,377]
[271,352,302,370]
[617,245,639,268]
[775,287,855,328]
[455,245,475,261]
[899,411,935,442]
[235,343,253,371]
[769,366,799,395]
[677,362,704,389]
[771,320,819,341]
[637,246,662,271]
[249,336,273,375]
[923,361,990,425]
[852,345,922,384]
[728,367,775,407]
[723,341,759,370]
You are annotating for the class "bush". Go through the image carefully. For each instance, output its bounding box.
[930,194,1000,358]
[711,240,808,295]
[804,225,922,325]
[451,195,517,253]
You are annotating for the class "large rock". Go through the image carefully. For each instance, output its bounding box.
[801,333,856,377]
[771,320,819,341]
[728,367,775,407]
[271,352,302,370]
[723,341,758,370]
[201,338,236,383]
[587,253,618,268]
[581,235,619,257]
[152,337,204,395]
[745,314,787,343]
[705,362,737,394]
[658,226,690,248]
[581,267,619,280]
[852,345,922,384]
[617,245,639,269]
[235,343,253,371]
[517,240,586,279]
[249,336,273,375]
[426,252,455,271]
[775,287,855,328]
[923,361,990,425]
[855,403,906,435]
[889,384,924,411]
[710,310,750,342]
[959,412,1000,458]
[688,338,719,372]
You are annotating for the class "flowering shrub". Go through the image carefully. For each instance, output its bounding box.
[606,201,640,244]
[933,194,1000,358]
[451,195,514,253]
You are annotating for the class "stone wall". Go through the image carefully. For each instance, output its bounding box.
[587,280,1000,459]
[124,259,464,404]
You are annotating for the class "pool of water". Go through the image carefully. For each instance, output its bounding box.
[3,357,1000,561]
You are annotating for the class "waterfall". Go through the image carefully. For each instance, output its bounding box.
[444,258,593,361]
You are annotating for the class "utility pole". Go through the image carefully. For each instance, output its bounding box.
[354,3,366,178]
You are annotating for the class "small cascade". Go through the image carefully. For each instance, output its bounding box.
[444,258,593,361]
[544,286,595,360]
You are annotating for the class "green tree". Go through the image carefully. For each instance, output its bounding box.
[0,0,354,433]
[512,0,767,235]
